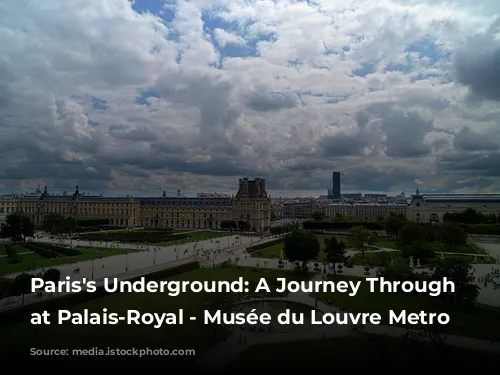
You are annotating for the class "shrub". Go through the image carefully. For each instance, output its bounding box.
[23,243,58,259]
[28,242,82,256]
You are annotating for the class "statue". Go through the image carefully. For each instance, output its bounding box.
[440,253,445,260]
[280,248,284,260]
[416,259,421,267]
[408,256,414,268]
[390,259,394,266]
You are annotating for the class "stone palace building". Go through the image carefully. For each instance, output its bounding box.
[0,178,271,232]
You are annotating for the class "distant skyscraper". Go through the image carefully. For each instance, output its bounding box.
[332,172,341,200]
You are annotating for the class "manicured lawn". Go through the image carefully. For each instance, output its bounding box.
[230,333,498,370]
[0,244,31,257]
[372,238,398,248]
[250,235,350,260]
[0,244,140,275]
[311,275,500,341]
[0,267,297,365]
[350,251,406,267]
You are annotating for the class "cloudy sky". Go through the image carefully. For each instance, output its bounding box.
[1,0,500,197]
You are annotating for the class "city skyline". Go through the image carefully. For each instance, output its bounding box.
[2,1,500,195]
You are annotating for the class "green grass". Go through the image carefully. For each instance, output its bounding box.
[230,333,498,370]
[350,251,406,267]
[250,235,350,260]
[0,244,140,275]
[0,267,296,365]
[0,244,31,257]
[311,274,500,341]
[372,238,398,248]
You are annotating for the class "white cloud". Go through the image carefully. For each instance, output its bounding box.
[1,0,500,196]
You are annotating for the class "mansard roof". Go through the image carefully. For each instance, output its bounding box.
[140,197,232,206]
[412,194,500,205]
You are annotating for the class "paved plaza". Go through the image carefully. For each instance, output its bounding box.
[0,233,283,311]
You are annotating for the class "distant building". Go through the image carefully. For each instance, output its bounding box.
[197,193,231,198]
[283,200,322,219]
[231,178,271,231]
[328,172,341,200]
[325,202,408,220]
[408,191,500,223]
[342,193,363,199]
[0,178,270,231]
[365,193,387,199]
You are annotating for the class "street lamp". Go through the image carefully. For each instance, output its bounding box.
[91,256,95,280]
[125,250,129,271]
[153,248,156,266]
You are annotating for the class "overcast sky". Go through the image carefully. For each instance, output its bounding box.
[1,0,500,198]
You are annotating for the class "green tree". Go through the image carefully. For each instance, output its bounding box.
[385,212,408,239]
[43,268,61,283]
[42,214,64,232]
[431,259,479,307]
[402,241,435,264]
[311,211,325,221]
[438,221,467,248]
[284,230,320,272]
[237,221,251,231]
[61,217,77,235]
[270,210,277,221]
[221,220,237,230]
[377,251,392,267]
[346,226,373,258]
[12,273,33,305]
[324,236,347,275]
[2,214,35,242]
[398,223,428,247]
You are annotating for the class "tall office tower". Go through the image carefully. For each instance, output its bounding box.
[332,171,341,200]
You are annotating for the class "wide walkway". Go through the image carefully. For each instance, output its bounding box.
[0,233,286,311]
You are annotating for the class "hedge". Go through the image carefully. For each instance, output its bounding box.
[23,243,59,259]
[74,217,110,227]
[247,239,284,253]
[28,242,82,256]
[303,221,385,230]
[0,261,200,326]
[464,224,500,235]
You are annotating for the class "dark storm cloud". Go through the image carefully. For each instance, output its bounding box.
[454,20,500,101]
[320,133,369,157]
[245,91,299,112]
[342,165,417,192]
[438,152,500,176]
[357,104,434,158]
[453,126,499,151]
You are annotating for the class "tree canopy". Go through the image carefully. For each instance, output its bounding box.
[324,236,348,273]
[0,214,35,242]
[283,229,320,266]
[346,226,373,257]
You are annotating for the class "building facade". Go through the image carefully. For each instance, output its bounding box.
[283,200,323,219]
[231,178,271,231]
[408,191,500,223]
[325,202,408,220]
[0,178,271,232]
